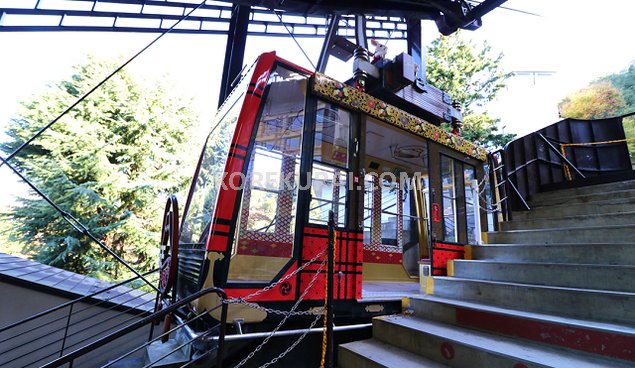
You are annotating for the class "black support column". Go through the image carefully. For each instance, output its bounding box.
[218,4,250,106]
[406,18,425,81]
[316,14,341,73]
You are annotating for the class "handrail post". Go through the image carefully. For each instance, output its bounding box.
[499,151,513,221]
[487,153,501,230]
[326,211,335,368]
[216,295,228,368]
[59,304,74,357]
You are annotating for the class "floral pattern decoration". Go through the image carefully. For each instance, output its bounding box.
[312,73,487,161]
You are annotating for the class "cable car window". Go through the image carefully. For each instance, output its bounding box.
[362,117,429,274]
[441,155,458,242]
[309,102,352,227]
[228,65,308,282]
[380,178,400,246]
[314,103,350,167]
[464,165,477,244]
[179,61,257,250]
[309,164,347,226]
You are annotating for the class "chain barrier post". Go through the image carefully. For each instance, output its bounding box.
[326,210,335,368]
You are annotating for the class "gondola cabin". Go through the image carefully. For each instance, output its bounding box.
[165,51,488,331]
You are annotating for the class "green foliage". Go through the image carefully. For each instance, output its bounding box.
[559,81,626,119]
[427,31,513,115]
[601,65,635,114]
[623,116,635,169]
[427,31,515,148]
[460,114,516,150]
[1,56,198,280]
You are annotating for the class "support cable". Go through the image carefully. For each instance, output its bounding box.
[0,0,208,169]
[0,1,210,294]
[0,156,160,293]
[272,10,317,71]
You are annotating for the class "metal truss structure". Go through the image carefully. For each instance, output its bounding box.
[0,0,507,135]
[0,0,410,40]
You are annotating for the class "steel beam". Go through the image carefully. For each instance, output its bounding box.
[218,4,250,106]
[406,18,424,80]
[316,14,341,73]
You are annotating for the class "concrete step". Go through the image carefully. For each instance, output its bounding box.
[513,198,635,220]
[501,211,635,231]
[339,339,450,368]
[451,260,635,292]
[531,179,635,203]
[429,277,635,326]
[408,295,635,363]
[487,224,635,244]
[372,315,630,367]
[472,243,635,265]
[528,188,635,207]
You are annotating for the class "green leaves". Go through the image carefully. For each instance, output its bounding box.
[427,31,513,115]
[559,81,625,120]
[427,31,515,148]
[1,56,198,281]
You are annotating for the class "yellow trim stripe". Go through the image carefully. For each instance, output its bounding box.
[311,73,487,161]
[447,259,455,276]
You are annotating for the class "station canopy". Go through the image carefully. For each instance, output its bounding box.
[0,0,505,38]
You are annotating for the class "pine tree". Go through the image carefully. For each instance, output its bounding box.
[1,56,198,280]
[427,31,515,148]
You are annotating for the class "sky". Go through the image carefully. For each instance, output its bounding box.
[1,0,634,205]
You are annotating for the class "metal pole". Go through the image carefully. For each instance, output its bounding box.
[316,14,341,73]
[218,4,250,106]
[59,304,74,357]
[326,210,335,368]
[216,300,228,368]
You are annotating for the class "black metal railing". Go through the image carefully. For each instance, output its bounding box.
[41,286,228,368]
[0,269,160,368]
[488,115,633,218]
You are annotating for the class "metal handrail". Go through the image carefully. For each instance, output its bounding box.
[41,286,228,368]
[0,268,158,334]
[102,308,221,368]
[536,133,586,179]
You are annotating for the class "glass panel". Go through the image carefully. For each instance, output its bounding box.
[309,164,347,226]
[400,177,419,248]
[179,62,257,249]
[314,102,351,167]
[380,178,399,246]
[441,155,457,242]
[309,101,351,227]
[464,165,476,244]
[229,65,308,282]
[362,174,374,245]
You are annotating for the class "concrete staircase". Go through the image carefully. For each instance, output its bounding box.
[340,179,635,367]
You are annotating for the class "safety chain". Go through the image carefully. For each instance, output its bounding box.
[319,231,336,368]
[232,256,328,368]
[259,313,322,368]
[223,246,328,314]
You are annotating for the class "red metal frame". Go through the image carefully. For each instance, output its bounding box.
[206,51,278,253]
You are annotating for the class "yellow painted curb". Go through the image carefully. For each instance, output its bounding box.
[464,245,473,260]
[402,297,411,314]
[425,276,434,295]
[447,259,455,276]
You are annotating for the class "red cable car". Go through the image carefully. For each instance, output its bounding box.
[159,51,488,337]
